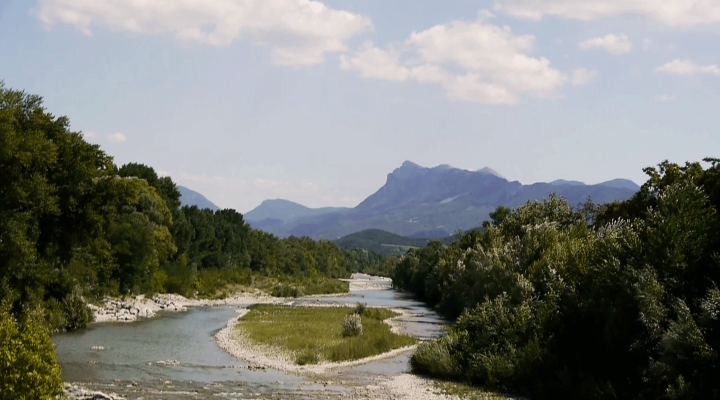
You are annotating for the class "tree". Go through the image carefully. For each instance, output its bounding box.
[0,308,63,399]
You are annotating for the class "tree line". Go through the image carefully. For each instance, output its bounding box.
[0,82,392,397]
[393,159,720,399]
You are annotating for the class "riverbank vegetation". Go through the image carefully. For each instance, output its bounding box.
[237,304,417,365]
[0,83,390,397]
[393,159,720,399]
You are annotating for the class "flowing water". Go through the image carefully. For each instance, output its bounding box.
[53,280,448,399]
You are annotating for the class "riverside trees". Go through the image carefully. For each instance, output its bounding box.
[0,82,375,329]
[394,159,720,399]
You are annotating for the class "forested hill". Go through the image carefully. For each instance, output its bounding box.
[246,161,639,239]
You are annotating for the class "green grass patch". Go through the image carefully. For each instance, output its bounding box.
[236,305,418,365]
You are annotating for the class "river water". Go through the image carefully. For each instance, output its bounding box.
[53,283,447,399]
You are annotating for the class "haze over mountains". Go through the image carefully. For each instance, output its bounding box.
[242,161,640,239]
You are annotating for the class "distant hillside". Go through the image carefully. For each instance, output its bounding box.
[244,199,348,228]
[333,229,433,256]
[178,186,219,211]
[247,161,639,239]
[334,228,478,256]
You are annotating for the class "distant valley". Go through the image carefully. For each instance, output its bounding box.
[242,161,640,240]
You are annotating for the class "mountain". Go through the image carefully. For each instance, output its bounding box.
[178,186,219,211]
[598,179,641,191]
[550,179,585,186]
[244,199,349,228]
[247,161,639,239]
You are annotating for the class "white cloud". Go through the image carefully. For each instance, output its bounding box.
[493,0,720,26]
[339,42,410,81]
[107,133,127,143]
[656,59,720,75]
[340,16,565,104]
[579,34,632,54]
[571,68,598,86]
[83,131,96,138]
[656,94,676,101]
[36,0,373,66]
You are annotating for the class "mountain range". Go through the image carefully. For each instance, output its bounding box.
[243,161,640,239]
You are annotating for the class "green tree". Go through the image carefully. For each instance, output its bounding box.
[0,308,63,399]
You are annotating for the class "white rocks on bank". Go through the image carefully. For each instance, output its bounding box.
[63,383,125,400]
[88,295,187,323]
[88,292,286,323]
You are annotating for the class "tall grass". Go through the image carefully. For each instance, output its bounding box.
[237,305,417,365]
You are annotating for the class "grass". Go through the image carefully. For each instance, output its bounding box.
[236,304,418,365]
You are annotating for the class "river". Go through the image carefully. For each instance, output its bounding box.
[53,277,448,399]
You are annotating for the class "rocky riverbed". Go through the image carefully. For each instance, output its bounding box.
[88,291,286,323]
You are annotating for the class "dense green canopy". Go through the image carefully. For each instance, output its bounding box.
[394,159,720,399]
[0,82,391,397]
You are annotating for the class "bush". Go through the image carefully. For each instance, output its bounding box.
[355,302,367,315]
[273,283,285,297]
[292,286,304,298]
[343,313,363,337]
[0,309,63,399]
[62,287,94,331]
[411,335,462,380]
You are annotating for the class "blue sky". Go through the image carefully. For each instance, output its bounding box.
[1,0,719,213]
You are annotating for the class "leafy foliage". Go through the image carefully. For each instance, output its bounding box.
[0,308,63,399]
[0,81,383,333]
[395,160,720,399]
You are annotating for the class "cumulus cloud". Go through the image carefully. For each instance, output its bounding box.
[579,34,632,54]
[493,0,720,26]
[339,42,410,81]
[107,133,127,143]
[571,69,598,86]
[340,16,565,104]
[36,0,373,66]
[656,59,720,75]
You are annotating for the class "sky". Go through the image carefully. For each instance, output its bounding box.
[1,0,719,213]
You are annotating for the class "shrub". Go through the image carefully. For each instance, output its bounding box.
[411,335,462,380]
[273,284,286,297]
[151,270,168,293]
[343,313,363,337]
[355,302,367,315]
[62,287,94,331]
[292,286,304,298]
[0,309,63,399]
